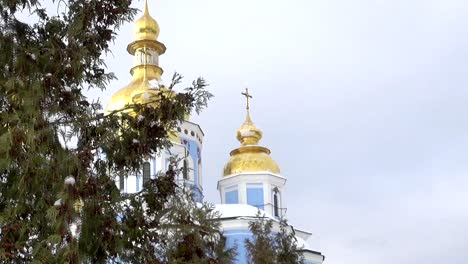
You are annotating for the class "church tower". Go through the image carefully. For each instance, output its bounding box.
[216,90,325,264]
[106,0,204,202]
[219,88,286,218]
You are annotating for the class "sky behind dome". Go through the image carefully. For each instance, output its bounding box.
[90,0,468,263]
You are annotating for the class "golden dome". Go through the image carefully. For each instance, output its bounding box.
[105,78,179,142]
[106,0,165,114]
[223,145,280,176]
[134,0,160,41]
[105,67,163,113]
[223,89,280,176]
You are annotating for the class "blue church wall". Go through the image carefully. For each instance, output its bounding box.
[223,229,318,264]
[191,184,203,202]
[224,229,252,264]
[247,188,264,210]
[225,190,239,204]
[224,228,319,264]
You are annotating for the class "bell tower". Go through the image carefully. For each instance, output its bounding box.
[106,0,205,202]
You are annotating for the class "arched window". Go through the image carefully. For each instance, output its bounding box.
[273,187,280,218]
[183,159,188,180]
[180,156,194,182]
[119,171,125,192]
[143,161,151,185]
[274,193,279,217]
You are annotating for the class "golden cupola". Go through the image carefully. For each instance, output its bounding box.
[133,0,160,41]
[223,89,281,177]
[106,0,167,113]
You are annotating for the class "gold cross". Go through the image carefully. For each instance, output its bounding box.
[241,88,253,110]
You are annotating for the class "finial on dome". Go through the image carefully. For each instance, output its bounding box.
[144,0,150,15]
[237,88,263,146]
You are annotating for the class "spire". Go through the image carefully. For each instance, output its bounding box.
[144,0,150,16]
[236,88,263,146]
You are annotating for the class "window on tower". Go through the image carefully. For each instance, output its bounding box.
[273,187,281,218]
[274,193,279,217]
[180,155,195,182]
[183,159,188,180]
[247,184,264,210]
[225,190,239,204]
[143,161,151,186]
[119,171,125,192]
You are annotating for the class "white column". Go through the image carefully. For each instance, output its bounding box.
[239,181,247,204]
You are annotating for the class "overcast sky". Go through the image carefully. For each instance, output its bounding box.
[92,0,468,263]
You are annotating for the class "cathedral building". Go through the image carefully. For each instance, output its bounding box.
[106,1,325,263]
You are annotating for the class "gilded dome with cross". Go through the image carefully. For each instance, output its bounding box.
[223,89,280,176]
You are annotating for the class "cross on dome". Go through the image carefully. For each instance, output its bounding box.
[236,88,262,146]
[241,88,252,111]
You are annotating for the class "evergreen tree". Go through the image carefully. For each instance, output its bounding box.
[161,187,236,264]
[117,167,236,264]
[274,219,305,264]
[0,0,232,263]
[245,213,304,264]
